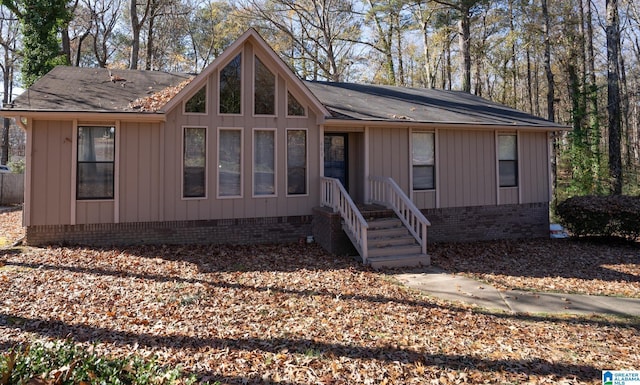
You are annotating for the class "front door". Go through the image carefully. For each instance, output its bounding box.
[324,134,348,190]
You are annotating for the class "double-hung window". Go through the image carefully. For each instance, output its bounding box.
[218,128,242,197]
[498,134,518,187]
[412,131,435,190]
[77,126,115,199]
[253,129,275,196]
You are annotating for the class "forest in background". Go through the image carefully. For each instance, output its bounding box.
[0,0,638,206]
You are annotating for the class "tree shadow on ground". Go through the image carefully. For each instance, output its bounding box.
[426,238,639,284]
[0,314,602,383]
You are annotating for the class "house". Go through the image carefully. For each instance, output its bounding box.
[1,29,567,268]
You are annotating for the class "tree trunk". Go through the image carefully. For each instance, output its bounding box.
[542,0,555,122]
[459,12,471,92]
[606,0,622,194]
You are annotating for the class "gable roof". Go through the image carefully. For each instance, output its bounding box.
[305,81,566,130]
[7,66,192,114]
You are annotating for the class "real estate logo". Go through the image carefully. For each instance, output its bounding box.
[603,371,640,385]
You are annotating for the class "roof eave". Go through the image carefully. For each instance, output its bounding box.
[0,110,167,123]
[322,117,571,131]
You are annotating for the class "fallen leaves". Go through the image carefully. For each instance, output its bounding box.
[430,238,640,298]
[129,78,193,112]
[1,242,638,384]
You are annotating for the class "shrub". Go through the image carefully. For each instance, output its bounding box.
[0,340,200,385]
[556,195,640,240]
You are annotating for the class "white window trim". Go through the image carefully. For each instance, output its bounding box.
[217,127,244,199]
[285,85,308,118]
[286,128,309,197]
[410,129,436,192]
[252,128,277,197]
[183,83,208,116]
[496,131,519,189]
[181,126,208,200]
[253,56,278,118]
[217,52,244,116]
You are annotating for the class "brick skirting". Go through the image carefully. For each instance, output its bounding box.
[25,216,313,247]
[423,202,550,243]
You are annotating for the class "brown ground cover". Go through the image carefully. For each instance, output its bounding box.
[1,212,639,384]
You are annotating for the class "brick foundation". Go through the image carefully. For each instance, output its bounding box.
[25,215,313,247]
[423,202,550,243]
[311,207,357,256]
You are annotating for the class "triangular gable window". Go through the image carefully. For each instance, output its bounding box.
[287,91,305,116]
[254,57,275,115]
[185,85,207,113]
[220,53,242,114]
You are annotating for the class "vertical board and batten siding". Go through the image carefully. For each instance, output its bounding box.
[119,121,164,223]
[519,131,550,203]
[438,129,496,208]
[29,120,73,226]
[367,126,410,192]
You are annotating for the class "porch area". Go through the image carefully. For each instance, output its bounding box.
[312,176,431,269]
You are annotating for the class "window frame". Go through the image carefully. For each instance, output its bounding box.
[182,126,208,199]
[411,130,436,191]
[76,124,116,201]
[286,86,307,117]
[252,128,277,197]
[183,84,208,115]
[218,52,243,116]
[286,128,308,197]
[498,133,519,188]
[217,127,244,199]
[253,56,277,117]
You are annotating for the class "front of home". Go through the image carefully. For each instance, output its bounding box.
[1,29,566,267]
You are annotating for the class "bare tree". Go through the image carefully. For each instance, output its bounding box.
[606,0,622,194]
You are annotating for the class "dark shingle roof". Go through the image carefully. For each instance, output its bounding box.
[304,81,565,128]
[8,66,192,113]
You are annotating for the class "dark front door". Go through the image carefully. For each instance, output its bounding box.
[324,134,348,190]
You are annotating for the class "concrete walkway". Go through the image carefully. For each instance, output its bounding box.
[394,267,640,317]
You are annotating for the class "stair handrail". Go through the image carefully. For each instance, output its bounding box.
[320,177,369,262]
[368,176,430,255]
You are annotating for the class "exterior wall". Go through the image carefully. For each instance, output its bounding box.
[424,202,549,243]
[28,120,73,226]
[519,131,550,203]
[24,215,312,246]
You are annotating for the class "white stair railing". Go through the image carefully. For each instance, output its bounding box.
[321,177,369,262]
[368,176,430,255]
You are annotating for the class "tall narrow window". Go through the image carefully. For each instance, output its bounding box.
[77,126,115,199]
[499,134,518,187]
[218,129,242,197]
[412,131,435,190]
[287,129,307,195]
[254,57,275,115]
[219,53,242,114]
[183,127,206,198]
[287,91,305,116]
[254,130,275,196]
[185,86,207,113]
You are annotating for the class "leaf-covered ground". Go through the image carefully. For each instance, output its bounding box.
[430,239,640,298]
[1,212,639,384]
[0,207,24,248]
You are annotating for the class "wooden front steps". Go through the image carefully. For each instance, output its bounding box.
[347,214,430,269]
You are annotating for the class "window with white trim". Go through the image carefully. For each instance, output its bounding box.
[254,57,275,115]
[412,131,435,190]
[219,53,242,114]
[287,91,305,116]
[218,128,242,197]
[253,129,275,196]
[77,125,115,200]
[287,129,307,195]
[498,134,518,187]
[183,127,206,198]
[185,85,207,114]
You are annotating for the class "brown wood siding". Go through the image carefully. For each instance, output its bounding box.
[76,201,114,223]
[499,187,519,204]
[438,130,496,208]
[368,127,410,194]
[29,120,73,225]
[119,122,163,222]
[413,190,436,208]
[520,131,550,203]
